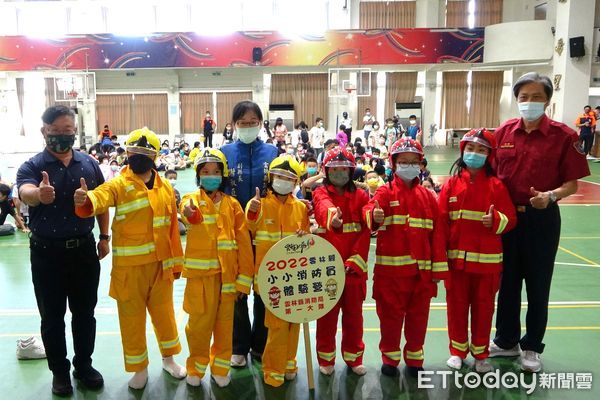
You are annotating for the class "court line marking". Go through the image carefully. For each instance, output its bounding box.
[2,326,600,338]
[3,301,600,316]
[558,245,599,266]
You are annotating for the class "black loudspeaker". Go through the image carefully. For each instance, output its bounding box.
[252,47,263,63]
[569,36,585,58]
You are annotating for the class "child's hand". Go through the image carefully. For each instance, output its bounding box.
[373,200,385,224]
[482,204,494,228]
[331,207,343,229]
[183,198,198,218]
[236,291,247,301]
[296,229,307,236]
[248,187,261,213]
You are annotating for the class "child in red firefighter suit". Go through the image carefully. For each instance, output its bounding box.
[312,146,371,376]
[245,155,310,387]
[363,138,448,378]
[180,149,254,388]
[437,128,516,373]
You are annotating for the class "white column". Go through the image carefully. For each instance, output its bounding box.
[551,0,594,124]
[415,0,443,28]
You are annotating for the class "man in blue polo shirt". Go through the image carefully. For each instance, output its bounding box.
[17,105,110,396]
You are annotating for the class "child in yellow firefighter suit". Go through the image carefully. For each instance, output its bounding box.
[74,128,186,390]
[245,155,310,387]
[180,149,254,388]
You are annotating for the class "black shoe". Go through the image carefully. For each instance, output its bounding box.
[380,364,398,377]
[52,373,73,397]
[405,366,424,379]
[73,366,104,389]
[250,350,263,363]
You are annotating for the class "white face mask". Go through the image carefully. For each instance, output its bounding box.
[518,102,546,121]
[409,120,416,125]
[237,126,260,144]
[169,179,177,187]
[272,178,295,195]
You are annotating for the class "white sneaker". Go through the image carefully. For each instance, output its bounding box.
[446,355,462,370]
[488,341,520,357]
[319,365,335,376]
[16,337,46,360]
[212,374,231,387]
[521,351,542,372]
[230,354,247,367]
[475,359,493,373]
[186,375,202,387]
[284,372,297,381]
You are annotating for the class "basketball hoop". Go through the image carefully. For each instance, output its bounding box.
[345,88,355,95]
[67,90,79,100]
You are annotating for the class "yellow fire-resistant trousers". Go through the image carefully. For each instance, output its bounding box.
[183,274,235,378]
[109,262,181,372]
[262,309,300,387]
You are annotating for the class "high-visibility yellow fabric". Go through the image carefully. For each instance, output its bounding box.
[262,309,300,387]
[110,261,181,372]
[184,274,235,378]
[181,190,254,294]
[76,166,183,273]
[245,191,310,294]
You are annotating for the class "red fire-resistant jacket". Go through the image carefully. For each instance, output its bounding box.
[363,176,448,281]
[312,184,371,279]
[437,170,516,274]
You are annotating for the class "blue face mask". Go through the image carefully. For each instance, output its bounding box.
[199,175,222,192]
[462,151,487,169]
[307,167,318,175]
[395,164,420,182]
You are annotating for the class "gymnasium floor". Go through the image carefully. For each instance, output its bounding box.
[1,146,599,400]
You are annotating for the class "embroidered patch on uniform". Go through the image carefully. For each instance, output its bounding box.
[449,197,458,203]
[265,219,274,225]
[125,185,135,192]
[500,142,514,149]
[115,215,126,221]
[198,201,207,206]
[573,142,585,155]
[390,201,400,207]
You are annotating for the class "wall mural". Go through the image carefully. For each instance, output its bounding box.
[0,29,484,71]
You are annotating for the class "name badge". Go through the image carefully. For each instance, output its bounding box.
[265,219,274,225]
[500,142,514,149]
[125,185,135,192]
[390,201,400,207]
[198,201,207,206]
[449,197,458,203]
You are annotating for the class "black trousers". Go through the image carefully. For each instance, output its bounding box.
[232,293,268,356]
[30,236,100,373]
[580,133,594,155]
[205,131,213,148]
[494,204,560,354]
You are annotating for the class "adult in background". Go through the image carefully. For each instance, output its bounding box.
[575,105,595,157]
[490,72,590,372]
[221,100,278,368]
[362,108,375,141]
[340,111,353,143]
[17,105,109,396]
[309,117,326,158]
[203,111,216,148]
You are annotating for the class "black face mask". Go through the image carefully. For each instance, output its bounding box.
[46,134,75,154]
[128,154,155,174]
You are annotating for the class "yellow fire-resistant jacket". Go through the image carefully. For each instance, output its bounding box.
[180,190,254,295]
[75,166,183,275]
[245,191,310,295]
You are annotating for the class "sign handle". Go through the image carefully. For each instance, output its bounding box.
[302,322,315,391]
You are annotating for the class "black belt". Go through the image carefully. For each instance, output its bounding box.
[515,203,558,213]
[30,232,94,249]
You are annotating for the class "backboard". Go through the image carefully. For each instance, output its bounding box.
[54,72,96,103]
[328,68,371,98]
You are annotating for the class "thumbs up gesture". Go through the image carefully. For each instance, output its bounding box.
[529,186,549,209]
[73,177,89,207]
[248,187,261,213]
[373,200,385,224]
[331,207,343,229]
[183,198,198,218]
[482,204,494,228]
[38,171,55,205]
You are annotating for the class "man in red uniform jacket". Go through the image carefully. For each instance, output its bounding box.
[490,72,590,372]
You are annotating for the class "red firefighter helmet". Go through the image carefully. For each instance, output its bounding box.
[389,138,424,166]
[460,128,496,158]
[322,146,356,169]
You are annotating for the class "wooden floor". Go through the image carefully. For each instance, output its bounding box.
[1,146,599,399]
